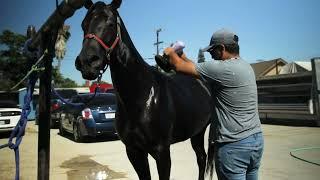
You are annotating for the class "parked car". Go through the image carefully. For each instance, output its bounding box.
[105,88,116,94]
[0,101,22,132]
[35,89,78,128]
[59,93,117,142]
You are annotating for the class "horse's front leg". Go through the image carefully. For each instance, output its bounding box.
[126,146,151,180]
[150,146,171,180]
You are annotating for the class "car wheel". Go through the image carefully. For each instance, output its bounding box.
[73,123,83,142]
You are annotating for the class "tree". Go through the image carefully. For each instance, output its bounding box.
[52,68,78,88]
[0,29,78,91]
[0,30,28,90]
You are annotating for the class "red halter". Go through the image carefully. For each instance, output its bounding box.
[84,15,122,62]
[83,16,122,82]
[84,33,120,53]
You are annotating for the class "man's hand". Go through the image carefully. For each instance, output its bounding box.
[180,53,188,61]
[164,47,176,57]
[163,47,200,78]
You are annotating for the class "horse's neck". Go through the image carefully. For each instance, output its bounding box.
[110,24,154,105]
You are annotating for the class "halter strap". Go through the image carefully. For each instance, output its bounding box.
[84,16,122,58]
[84,34,120,52]
[83,16,122,82]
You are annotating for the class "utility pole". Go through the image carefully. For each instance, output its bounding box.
[197,49,205,63]
[154,28,163,55]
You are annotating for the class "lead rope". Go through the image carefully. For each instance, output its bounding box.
[0,50,43,180]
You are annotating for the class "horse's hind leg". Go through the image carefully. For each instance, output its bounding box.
[191,128,207,180]
[150,146,171,180]
[126,147,151,180]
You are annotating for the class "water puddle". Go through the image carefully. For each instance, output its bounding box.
[60,155,127,180]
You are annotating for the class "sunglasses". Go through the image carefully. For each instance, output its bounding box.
[208,44,223,54]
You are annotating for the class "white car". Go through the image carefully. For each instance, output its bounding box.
[0,101,22,132]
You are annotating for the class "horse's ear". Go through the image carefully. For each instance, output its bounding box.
[110,0,122,9]
[84,0,93,9]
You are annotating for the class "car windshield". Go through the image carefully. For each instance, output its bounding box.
[52,89,78,99]
[77,94,116,106]
[0,100,19,108]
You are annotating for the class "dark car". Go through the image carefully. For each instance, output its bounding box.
[35,89,78,128]
[59,93,117,142]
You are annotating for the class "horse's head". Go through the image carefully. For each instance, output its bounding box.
[75,0,122,80]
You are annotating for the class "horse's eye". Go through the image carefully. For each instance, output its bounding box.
[106,20,115,27]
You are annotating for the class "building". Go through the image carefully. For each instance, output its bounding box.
[279,61,312,74]
[253,58,319,125]
[250,58,287,79]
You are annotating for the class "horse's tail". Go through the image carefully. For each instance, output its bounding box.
[206,142,215,180]
[206,123,215,180]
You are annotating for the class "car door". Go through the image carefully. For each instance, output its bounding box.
[61,96,78,132]
[59,99,70,132]
[67,96,84,131]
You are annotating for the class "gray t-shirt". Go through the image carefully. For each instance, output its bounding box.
[196,58,261,143]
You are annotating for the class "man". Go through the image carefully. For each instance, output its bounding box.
[163,28,264,180]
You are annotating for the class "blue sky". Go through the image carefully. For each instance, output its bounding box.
[1,0,319,85]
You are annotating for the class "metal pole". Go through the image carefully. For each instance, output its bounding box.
[24,1,88,180]
[156,29,160,55]
[153,28,163,70]
[37,42,52,180]
[311,57,320,121]
[154,28,163,56]
[38,28,59,180]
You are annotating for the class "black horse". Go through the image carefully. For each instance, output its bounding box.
[75,1,213,179]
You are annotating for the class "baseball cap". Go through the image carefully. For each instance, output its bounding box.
[202,28,239,52]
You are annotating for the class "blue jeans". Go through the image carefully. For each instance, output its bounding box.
[215,132,264,180]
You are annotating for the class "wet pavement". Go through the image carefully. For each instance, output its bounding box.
[61,155,126,180]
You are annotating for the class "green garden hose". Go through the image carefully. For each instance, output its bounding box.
[290,147,320,166]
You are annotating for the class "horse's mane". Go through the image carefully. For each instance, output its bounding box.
[117,14,151,67]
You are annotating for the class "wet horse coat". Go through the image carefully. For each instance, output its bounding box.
[75,1,213,179]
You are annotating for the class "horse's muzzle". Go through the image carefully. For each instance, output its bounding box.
[75,56,83,70]
[75,56,101,80]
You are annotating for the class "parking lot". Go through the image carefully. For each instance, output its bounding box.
[0,122,319,180]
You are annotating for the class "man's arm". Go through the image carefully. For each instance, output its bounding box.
[164,47,200,78]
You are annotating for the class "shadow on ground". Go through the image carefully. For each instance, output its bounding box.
[58,132,119,144]
[261,118,320,127]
